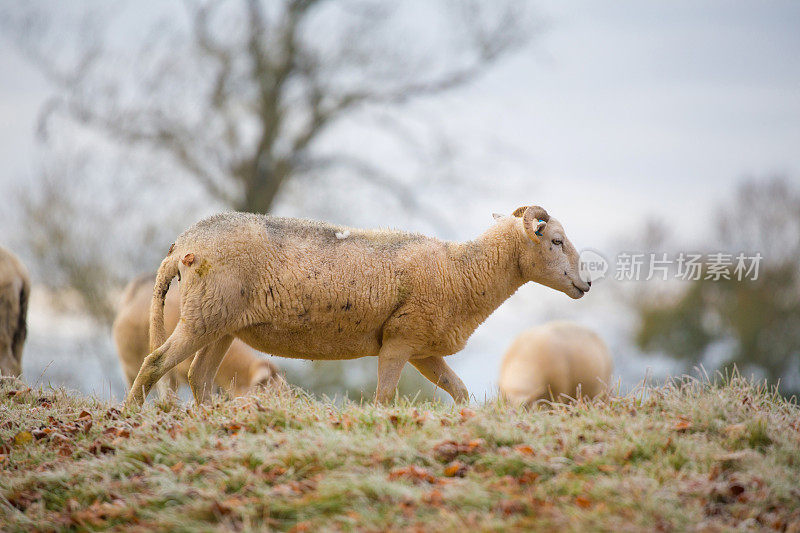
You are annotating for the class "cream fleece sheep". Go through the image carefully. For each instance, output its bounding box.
[113,274,282,397]
[0,247,30,377]
[126,205,591,406]
[499,321,612,406]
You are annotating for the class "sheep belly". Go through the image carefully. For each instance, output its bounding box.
[235,322,384,361]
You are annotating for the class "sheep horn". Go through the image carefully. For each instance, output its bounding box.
[522,206,549,243]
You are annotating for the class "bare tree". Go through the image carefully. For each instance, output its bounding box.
[7,0,533,219]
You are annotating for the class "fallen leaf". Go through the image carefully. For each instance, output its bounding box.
[423,489,444,506]
[13,431,33,446]
[575,496,593,509]
[432,439,484,462]
[88,440,115,455]
[77,410,92,421]
[673,419,692,432]
[517,471,540,484]
[598,464,617,473]
[444,461,468,478]
[171,461,185,473]
[459,408,476,421]
[389,465,437,484]
[499,499,527,515]
[513,444,535,456]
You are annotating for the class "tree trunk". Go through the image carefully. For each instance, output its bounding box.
[237,163,288,214]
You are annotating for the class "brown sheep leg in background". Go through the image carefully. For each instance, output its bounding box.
[411,356,469,403]
[375,342,412,404]
[125,324,211,407]
[187,335,234,405]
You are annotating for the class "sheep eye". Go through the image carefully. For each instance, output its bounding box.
[552,239,563,246]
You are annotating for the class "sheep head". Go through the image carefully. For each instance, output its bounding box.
[512,205,590,299]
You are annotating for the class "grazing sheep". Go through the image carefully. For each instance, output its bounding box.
[127,205,591,406]
[499,321,612,406]
[0,247,30,377]
[113,274,283,398]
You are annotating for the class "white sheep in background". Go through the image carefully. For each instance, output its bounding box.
[126,205,591,406]
[0,246,29,378]
[499,321,612,407]
[113,274,283,398]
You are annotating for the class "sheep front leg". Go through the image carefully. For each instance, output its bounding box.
[375,342,412,404]
[187,335,234,405]
[411,356,469,403]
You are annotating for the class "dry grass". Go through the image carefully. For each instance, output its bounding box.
[1,373,799,532]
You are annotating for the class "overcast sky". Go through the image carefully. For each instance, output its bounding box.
[1,1,798,397]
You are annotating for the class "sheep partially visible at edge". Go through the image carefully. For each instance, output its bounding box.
[113,274,283,398]
[499,321,612,407]
[0,246,29,378]
[126,205,592,406]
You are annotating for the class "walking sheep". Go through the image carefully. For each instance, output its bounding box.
[0,246,30,377]
[126,205,591,406]
[499,321,612,407]
[113,274,283,398]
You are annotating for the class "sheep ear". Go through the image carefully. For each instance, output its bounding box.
[492,213,504,220]
[512,206,527,217]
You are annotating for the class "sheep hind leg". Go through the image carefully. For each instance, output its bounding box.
[410,356,469,403]
[375,342,412,404]
[125,324,211,407]
[187,335,233,405]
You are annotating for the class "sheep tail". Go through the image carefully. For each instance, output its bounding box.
[149,253,179,352]
[11,276,29,364]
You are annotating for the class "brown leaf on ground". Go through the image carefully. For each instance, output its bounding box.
[423,489,444,506]
[459,408,476,421]
[389,465,437,484]
[513,444,535,456]
[517,471,540,484]
[433,439,485,462]
[171,461,185,473]
[673,419,692,432]
[498,499,528,516]
[598,464,617,473]
[88,440,115,455]
[58,445,73,457]
[575,496,593,509]
[77,410,92,421]
[444,460,468,478]
[103,427,131,439]
[222,422,242,434]
[13,431,33,446]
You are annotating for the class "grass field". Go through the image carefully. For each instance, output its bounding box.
[1,374,799,532]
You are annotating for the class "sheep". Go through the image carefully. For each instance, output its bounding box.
[0,246,30,378]
[113,274,283,398]
[126,205,591,406]
[499,321,612,407]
